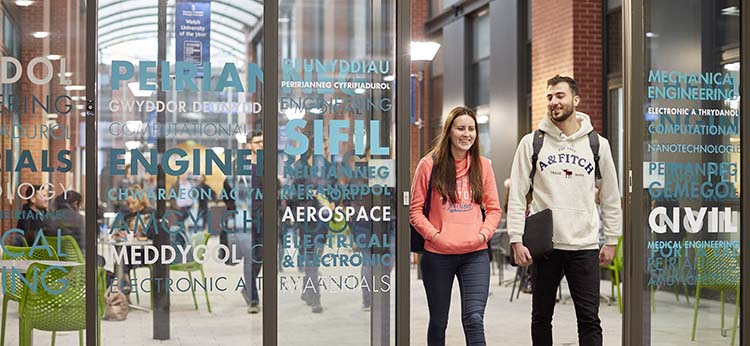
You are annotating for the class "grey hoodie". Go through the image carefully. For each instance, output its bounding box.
[507,112,622,250]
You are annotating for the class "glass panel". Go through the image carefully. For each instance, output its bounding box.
[472,59,490,107]
[97,1,263,344]
[0,1,88,344]
[471,12,490,62]
[643,0,741,344]
[610,87,624,197]
[276,0,397,344]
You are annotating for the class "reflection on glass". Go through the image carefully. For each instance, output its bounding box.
[644,1,740,345]
[277,0,397,344]
[0,0,88,344]
[97,0,263,344]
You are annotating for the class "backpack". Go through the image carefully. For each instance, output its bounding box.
[528,129,602,191]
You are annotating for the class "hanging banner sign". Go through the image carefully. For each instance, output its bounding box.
[175,0,211,75]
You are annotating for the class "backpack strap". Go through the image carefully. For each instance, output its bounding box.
[528,129,545,193]
[588,131,602,180]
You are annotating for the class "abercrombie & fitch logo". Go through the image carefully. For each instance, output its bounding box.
[539,152,595,175]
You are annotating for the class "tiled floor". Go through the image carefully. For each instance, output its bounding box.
[1,237,740,345]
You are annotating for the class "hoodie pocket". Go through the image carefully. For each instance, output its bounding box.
[432,221,482,253]
[551,207,599,247]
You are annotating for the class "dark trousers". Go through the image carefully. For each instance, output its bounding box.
[531,250,602,346]
[421,250,490,346]
[249,234,263,303]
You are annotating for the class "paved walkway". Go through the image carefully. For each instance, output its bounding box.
[1,236,739,345]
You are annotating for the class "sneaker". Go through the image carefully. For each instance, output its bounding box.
[311,304,323,313]
[248,303,260,314]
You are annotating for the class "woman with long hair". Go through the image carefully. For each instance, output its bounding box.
[409,106,502,346]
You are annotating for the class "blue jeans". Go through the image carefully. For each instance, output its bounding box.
[235,232,262,304]
[421,250,490,346]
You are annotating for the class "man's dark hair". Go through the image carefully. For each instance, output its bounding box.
[22,184,42,202]
[247,130,263,142]
[547,75,579,95]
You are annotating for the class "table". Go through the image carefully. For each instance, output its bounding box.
[99,238,154,312]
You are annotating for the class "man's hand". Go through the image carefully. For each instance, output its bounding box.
[512,242,533,267]
[599,244,616,265]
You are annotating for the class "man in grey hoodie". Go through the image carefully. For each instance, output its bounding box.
[508,75,622,346]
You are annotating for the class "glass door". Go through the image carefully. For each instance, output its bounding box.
[96,0,265,344]
[0,1,89,344]
[628,0,743,344]
[273,1,398,345]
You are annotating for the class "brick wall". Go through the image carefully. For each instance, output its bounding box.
[531,0,603,133]
[410,0,431,179]
[1,1,84,238]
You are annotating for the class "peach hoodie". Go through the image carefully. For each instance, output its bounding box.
[409,154,502,255]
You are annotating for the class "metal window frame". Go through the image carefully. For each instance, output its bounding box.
[741,0,749,344]
[85,0,98,344]
[396,0,412,344]
[262,1,279,345]
[622,0,645,345]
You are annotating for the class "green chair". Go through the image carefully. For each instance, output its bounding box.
[171,232,212,312]
[691,246,739,345]
[96,268,106,345]
[600,236,623,313]
[129,266,152,305]
[1,246,59,346]
[45,236,84,263]
[650,239,692,313]
[18,263,91,346]
[48,235,107,335]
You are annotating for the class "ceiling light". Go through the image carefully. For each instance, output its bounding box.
[47,54,62,60]
[645,32,659,38]
[383,75,395,82]
[64,85,85,91]
[725,62,740,72]
[32,32,49,38]
[284,107,305,120]
[410,42,441,61]
[721,6,740,16]
[211,147,225,156]
[477,114,489,124]
[125,141,141,150]
[354,88,366,95]
[235,133,247,144]
[15,0,33,6]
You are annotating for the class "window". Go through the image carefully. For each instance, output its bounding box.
[468,9,490,108]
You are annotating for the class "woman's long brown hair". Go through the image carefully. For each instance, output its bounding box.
[427,106,483,205]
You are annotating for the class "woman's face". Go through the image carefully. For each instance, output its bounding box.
[127,196,140,212]
[32,186,49,210]
[449,115,476,154]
